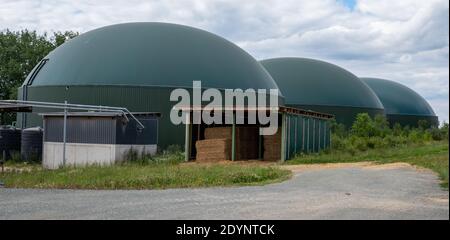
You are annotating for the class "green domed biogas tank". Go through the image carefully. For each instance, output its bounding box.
[361,78,438,127]
[260,58,385,127]
[18,22,282,148]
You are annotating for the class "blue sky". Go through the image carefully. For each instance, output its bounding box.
[0,0,448,123]
[340,0,356,9]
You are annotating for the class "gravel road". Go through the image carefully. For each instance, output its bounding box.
[0,162,448,219]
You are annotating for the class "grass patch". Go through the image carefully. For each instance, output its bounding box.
[288,141,449,189]
[0,160,291,190]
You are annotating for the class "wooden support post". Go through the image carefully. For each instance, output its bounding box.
[280,113,287,162]
[286,115,289,160]
[231,113,236,161]
[184,112,191,162]
[258,133,263,160]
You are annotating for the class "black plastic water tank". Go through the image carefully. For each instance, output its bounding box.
[21,127,43,162]
[0,126,22,160]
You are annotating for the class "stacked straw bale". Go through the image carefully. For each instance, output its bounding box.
[263,129,281,161]
[195,138,231,162]
[196,126,260,161]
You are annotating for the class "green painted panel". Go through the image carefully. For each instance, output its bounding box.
[308,118,314,153]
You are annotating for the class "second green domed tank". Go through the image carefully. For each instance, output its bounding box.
[260,57,385,127]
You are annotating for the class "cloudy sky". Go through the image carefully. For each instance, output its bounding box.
[1,0,448,123]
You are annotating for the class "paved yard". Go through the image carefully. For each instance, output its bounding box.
[0,162,448,219]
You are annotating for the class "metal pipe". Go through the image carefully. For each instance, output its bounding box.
[0,100,144,129]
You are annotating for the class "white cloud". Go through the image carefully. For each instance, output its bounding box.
[0,0,448,123]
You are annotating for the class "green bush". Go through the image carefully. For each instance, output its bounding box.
[324,113,447,156]
[351,113,376,137]
[330,118,347,137]
[392,123,403,136]
[428,123,449,141]
[165,145,183,154]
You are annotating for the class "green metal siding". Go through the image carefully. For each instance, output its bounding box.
[283,113,331,160]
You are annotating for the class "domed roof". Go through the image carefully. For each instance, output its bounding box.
[260,57,383,109]
[361,78,436,116]
[24,22,279,91]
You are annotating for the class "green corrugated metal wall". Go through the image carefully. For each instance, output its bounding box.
[283,114,331,160]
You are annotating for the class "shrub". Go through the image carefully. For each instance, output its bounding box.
[351,113,375,137]
[441,122,449,141]
[428,123,449,141]
[418,119,430,130]
[324,113,446,155]
[165,145,183,154]
[124,148,139,162]
[392,123,403,136]
[330,119,347,137]
[373,114,391,137]
[367,137,387,149]
[330,134,346,150]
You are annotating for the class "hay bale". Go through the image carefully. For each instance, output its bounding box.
[263,129,281,161]
[204,127,232,139]
[196,138,231,162]
[204,126,260,160]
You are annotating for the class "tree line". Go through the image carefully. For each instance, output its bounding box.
[0,30,78,125]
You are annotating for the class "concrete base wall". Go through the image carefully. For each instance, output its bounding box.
[43,142,157,169]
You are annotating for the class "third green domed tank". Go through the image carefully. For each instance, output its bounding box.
[361,77,438,127]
